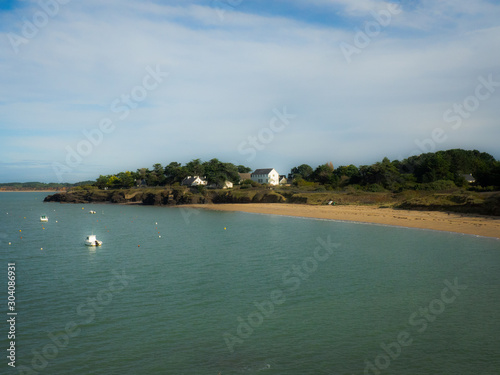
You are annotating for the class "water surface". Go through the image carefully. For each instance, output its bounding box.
[1,193,499,374]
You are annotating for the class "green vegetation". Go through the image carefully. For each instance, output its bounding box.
[37,149,494,193]
[39,149,500,216]
[290,149,500,192]
[95,158,246,189]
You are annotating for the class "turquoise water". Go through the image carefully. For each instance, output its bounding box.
[1,192,499,374]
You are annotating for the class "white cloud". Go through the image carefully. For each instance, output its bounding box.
[0,0,499,182]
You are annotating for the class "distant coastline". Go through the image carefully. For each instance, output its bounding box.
[0,189,62,192]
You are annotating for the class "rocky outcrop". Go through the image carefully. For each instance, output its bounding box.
[44,187,287,206]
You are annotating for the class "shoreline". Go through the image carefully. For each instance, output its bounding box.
[181,203,500,239]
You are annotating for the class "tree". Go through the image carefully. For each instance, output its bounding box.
[117,171,135,188]
[142,169,159,186]
[152,163,166,185]
[237,165,252,173]
[137,168,147,181]
[107,175,121,188]
[202,159,240,185]
[311,163,336,185]
[95,175,110,189]
[291,164,313,181]
[164,162,185,184]
[185,159,205,177]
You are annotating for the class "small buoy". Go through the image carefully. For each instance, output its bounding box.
[8,242,11,245]
[224,227,226,230]
[24,217,26,219]
[159,235,161,238]
[40,248,43,250]
[42,227,45,230]
[82,207,84,209]
[138,245,140,247]
[155,222,158,225]
[56,221,58,223]
[19,230,21,232]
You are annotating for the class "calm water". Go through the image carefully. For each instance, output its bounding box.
[1,192,499,375]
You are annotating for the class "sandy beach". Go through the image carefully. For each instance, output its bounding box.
[184,203,500,239]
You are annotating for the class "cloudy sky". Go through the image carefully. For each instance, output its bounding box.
[0,0,499,183]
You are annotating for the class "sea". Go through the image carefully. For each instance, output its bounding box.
[1,192,499,375]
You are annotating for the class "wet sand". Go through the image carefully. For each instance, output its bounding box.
[183,203,500,239]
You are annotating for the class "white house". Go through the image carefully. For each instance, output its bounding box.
[208,180,234,189]
[181,176,207,186]
[251,168,280,186]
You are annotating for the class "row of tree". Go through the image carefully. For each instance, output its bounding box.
[94,159,251,189]
[290,149,500,191]
[92,149,499,191]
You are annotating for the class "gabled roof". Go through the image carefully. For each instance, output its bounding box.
[252,168,275,175]
[238,173,251,180]
[182,176,205,185]
[182,177,197,185]
[462,174,475,183]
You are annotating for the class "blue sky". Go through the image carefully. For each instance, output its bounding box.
[0,0,499,183]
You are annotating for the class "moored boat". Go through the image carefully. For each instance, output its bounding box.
[40,215,48,222]
[85,234,102,246]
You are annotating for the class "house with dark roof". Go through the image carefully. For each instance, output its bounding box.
[181,176,207,187]
[238,173,251,183]
[462,174,476,184]
[251,168,280,186]
[208,180,234,189]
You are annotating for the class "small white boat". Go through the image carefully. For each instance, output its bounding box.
[40,215,48,222]
[89,210,97,214]
[85,234,102,246]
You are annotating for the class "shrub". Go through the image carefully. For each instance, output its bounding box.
[241,179,260,187]
[365,184,385,192]
[416,180,457,191]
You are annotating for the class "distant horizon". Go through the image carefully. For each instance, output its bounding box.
[1,1,499,183]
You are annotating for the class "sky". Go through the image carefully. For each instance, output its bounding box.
[0,0,499,183]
